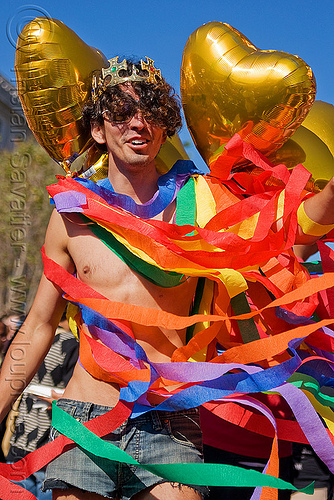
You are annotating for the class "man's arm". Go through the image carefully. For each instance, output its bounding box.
[0,210,74,422]
[295,177,334,245]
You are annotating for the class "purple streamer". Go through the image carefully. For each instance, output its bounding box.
[275,383,334,473]
[53,191,86,212]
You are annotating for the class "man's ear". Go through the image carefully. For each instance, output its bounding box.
[161,130,167,144]
[91,122,106,144]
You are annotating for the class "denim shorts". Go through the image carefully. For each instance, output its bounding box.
[42,399,207,499]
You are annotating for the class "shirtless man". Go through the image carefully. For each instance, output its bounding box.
[0,59,204,499]
[1,56,334,500]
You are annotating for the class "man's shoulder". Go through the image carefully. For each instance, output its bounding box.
[47,208,82,234]
[43,208,76,273]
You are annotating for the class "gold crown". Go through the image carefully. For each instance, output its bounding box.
[91,56,163,102]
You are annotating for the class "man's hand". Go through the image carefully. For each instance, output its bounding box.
[38,389,64,409]
[303,177,334,226]
[295,176,334,245]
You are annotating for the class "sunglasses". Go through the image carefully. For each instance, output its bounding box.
[101,92,168,127]
[102,100,153,124]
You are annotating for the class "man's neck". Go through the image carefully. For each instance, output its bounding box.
[107,159,160,204]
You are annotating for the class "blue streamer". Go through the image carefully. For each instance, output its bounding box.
[73,160,202,218]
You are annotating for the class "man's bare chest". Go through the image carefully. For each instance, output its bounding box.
[65,222,198,315]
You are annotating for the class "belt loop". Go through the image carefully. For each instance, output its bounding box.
[150,410,163,431]
[84,401,93,422]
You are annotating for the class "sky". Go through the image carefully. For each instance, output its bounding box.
[1,0,334,169]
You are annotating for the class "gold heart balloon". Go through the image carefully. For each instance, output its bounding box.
[274,101,334,191]
[15,17,108,173]
[301,100,334,157]
[181,22,316,168]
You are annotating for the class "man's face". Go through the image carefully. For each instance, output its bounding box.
[91,85,167,171]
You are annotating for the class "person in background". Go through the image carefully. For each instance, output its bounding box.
[291,243,334,500]
[3,310,79,499]
[292,443,334,500]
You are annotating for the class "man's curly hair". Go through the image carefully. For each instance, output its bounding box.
[82,59,182,138]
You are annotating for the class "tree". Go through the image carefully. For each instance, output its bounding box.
[0,140,67,317]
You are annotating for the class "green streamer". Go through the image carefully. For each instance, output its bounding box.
[289,373,334,409]
[175,175,196,235]
[301,261,323,275]
[52,403,314,493]
[80,177,197,288]
[230,291,260,343]
[186,277,206,343]
[84,216,185,288]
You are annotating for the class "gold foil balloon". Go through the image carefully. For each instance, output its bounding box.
[181,22,316,168]
[274,101,334,191]
[15,17,108,173]
[155,134,190,174]
[301,101,334,157]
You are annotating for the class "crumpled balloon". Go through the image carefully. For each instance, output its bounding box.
[180,21,316,168]
[15,17,108,173]
[274,101,334,191]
